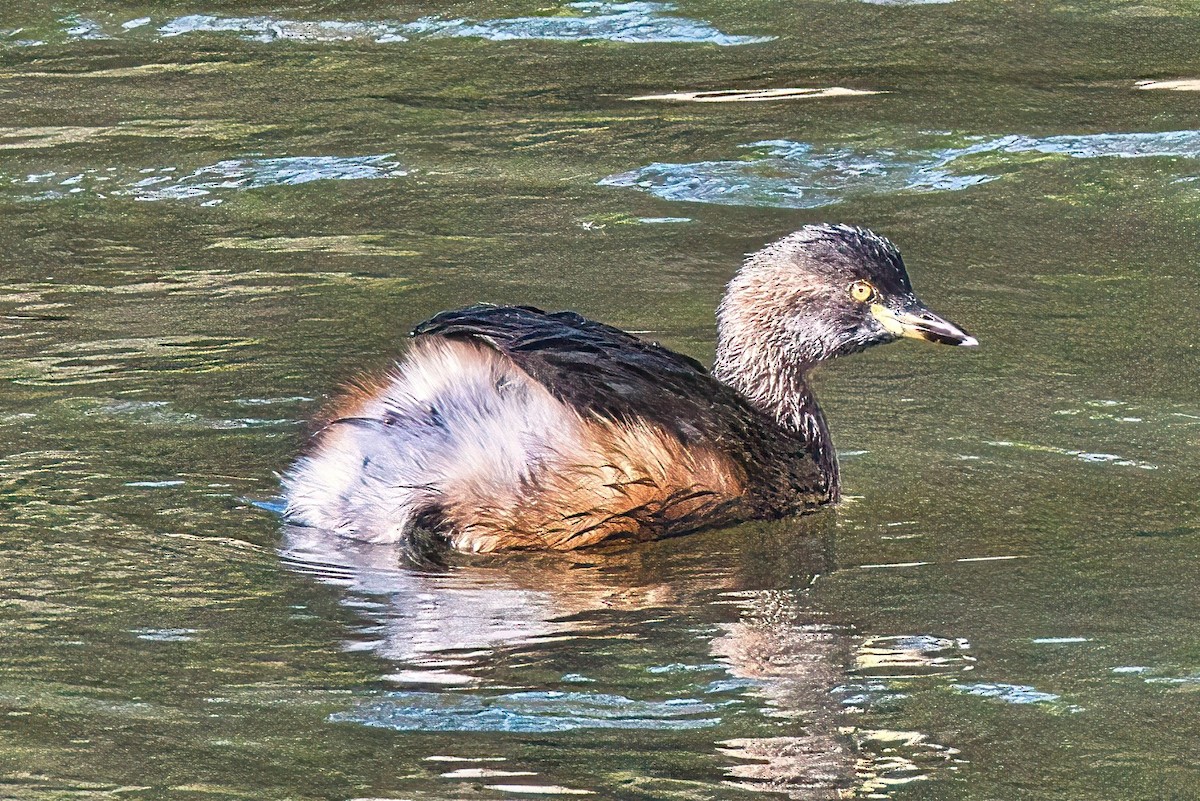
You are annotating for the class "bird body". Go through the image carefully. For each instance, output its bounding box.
[283,225,975,552]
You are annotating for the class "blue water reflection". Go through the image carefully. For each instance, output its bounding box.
[601,130,1200,208]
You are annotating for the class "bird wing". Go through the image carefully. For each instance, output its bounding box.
[411,304,751,447]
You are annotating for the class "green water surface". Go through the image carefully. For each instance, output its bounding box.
[1,1,1198,799]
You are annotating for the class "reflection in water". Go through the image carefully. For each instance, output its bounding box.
[39,4,772,48]
[1135,78,1200,91]
[331,690,723,732]
[601,130,1200,208]
[855,634,975,676]
[281,524,675,664]
[2,28,46,47]
[400,3,774,46]
[1112,666,1200,685]
[7,154,406,205]
[1,336,256,386]
[629,87,883,102]
[711,592,971,797]
[130,627,197,642]
[710,588,858,796]
[159,14,408,44]
[281,520,966,796]
[952,682,1061,705]
[1142,675,1200,685]
[0,120,272,150]
[60,397,293,432]
[985,439,1157,470]
[62,16,109,40]
[852,730,964,797]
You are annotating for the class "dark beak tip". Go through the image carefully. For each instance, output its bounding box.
[922,312,977,348]
[919,326,978,347]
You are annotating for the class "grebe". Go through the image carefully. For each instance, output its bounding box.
[284,224,976,552]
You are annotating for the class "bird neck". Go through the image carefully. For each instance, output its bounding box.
[712,334,839,489]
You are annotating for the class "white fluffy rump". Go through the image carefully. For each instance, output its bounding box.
[282,338,585,548]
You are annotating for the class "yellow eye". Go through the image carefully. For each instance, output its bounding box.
[849,280,876,303]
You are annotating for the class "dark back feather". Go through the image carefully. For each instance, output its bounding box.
[413,304,832,513]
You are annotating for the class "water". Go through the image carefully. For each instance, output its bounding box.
[2,1,1198,799]
[600,130,1200,209]
[6,154,407,204]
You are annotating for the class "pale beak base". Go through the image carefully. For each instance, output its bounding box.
[870,302,978,347]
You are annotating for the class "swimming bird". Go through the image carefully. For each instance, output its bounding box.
[283,224,976,552]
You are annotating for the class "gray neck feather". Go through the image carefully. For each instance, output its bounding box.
[712,289,839,488]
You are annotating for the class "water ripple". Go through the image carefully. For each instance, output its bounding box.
[721,728,964,799]
[131,628,198,642]
[630,87,881,102]
[159,15,407,43]
[8,155,406,205]
[1112,666,1200,685]
[853,730,965,797]
[331,690,721,732]
[858,635,973,670]
[600,130,1200,208]
[152,3,770,46]
[952,682,1062,705]
[1143,676,1200,685]
[2,337,254,386]
[62,15,110,41]
[985,440,1158,470]
[407,3,773,45]
[0,120,273,150]
[2,28,47,47]
[1136,78,1200,91]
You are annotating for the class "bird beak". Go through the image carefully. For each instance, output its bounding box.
[870,300,978,347]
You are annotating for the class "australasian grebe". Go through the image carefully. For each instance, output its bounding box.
[284,224,976,552]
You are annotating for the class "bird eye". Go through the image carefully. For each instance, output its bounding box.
[849,280,876,303]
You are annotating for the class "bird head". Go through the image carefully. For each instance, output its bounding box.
[718,224,976,370]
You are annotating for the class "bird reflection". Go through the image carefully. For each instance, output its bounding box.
[280,517,834,666]
[280,517,955,797]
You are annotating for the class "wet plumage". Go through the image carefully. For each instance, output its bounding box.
[283,224,975,552]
